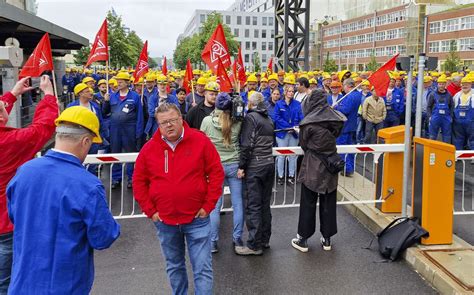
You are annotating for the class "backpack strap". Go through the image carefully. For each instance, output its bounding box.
[377,217,408,238]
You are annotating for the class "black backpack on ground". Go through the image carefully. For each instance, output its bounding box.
[366,217,429,262]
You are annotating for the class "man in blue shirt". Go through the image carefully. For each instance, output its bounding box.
[7,106,120,295]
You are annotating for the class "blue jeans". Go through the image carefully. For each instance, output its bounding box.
[337,132,355,174]
[0,232,13,295]
[210,163,243,245]
[356,115,365,144]
[276,133,299,178]
[154,217,213,295]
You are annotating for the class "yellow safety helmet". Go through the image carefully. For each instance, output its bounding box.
[204,81,220,92]
[115,72,131,81]
[268,74,278,82]
[461,76,472,83]
[55,106,102,144]
[82,77,95,84]
[309,78,317,85]
[260,77,268,83]
[65,68,71,73]
[322,73,331,80]
[73,83,90,96]
[283,75,296,85]
[97,79,107,86]
[108,78,118,87]
[193,69,201,75]
[423,76,433,83]
[196,77,207,85]
[247,74,258,83]
[145,73,156,82]
[156,75,168,84]
[437,75,447,83]
[134,77,144,85]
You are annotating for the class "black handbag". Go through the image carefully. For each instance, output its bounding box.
[312,151,345,175]
[375,217,429,261]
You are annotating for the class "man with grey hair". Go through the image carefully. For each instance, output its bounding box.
[332,78,362,177]
[7,106,120,294]
[447,75,462,97]
[236,92,275,256]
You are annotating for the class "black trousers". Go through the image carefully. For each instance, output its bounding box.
[243,163,275,250]
[297,184,337,240]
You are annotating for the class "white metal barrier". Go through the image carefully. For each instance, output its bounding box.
[454,151,474,216]
[84,144,406,219]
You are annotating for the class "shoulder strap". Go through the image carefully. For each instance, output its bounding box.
[377,217,408,238]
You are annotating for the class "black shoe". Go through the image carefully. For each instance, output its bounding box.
[211,242,219,254]
[320,237,332,251]
[287,176,295,185]
[111,181,121,189]
[277,177,284,185]
[291,235,308,252]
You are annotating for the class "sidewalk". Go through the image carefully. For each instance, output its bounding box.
[338,172,473,294]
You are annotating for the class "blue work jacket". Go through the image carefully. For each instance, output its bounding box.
[109,90,144,139]
[334,90,362,133]
[274,98,304,139]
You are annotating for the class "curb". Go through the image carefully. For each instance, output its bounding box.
[337,186,473,295]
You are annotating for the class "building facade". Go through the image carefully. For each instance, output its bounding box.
[321,3,474,71]
[177,10,275,71]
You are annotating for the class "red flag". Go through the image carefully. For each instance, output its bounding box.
[162,56,168,76]
[201,23,231,73]
[182,59,193,94]
[133,41,149,80]
[233,47,246,85]
[367,53,399,97]
[19,33,53,78]
[86,19,109,67]
[267,56,273,75]
[216,57,233,93]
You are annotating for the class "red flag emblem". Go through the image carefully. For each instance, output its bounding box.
[19,33,53,78]
[202,24,231,73]
[133,41,149,80]
[86,19,109,67]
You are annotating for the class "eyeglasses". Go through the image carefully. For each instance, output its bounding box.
[159,117,181,126]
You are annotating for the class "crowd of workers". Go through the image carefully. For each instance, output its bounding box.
[0,63,473,294]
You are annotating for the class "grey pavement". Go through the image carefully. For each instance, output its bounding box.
[92,207,437,295]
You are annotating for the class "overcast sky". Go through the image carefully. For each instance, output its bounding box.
[36,0,235,57]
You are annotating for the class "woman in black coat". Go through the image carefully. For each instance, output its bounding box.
[291,89,346,252]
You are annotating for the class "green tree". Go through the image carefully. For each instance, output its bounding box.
[253,52,261,72]
[73,45,91,65]
[148,57,158,69]
[366,51,378,71]
[173,11,238,70]
[442,40,461,72]
[323,52,338,72]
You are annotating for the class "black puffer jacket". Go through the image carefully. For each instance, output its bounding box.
[239,104,274,170]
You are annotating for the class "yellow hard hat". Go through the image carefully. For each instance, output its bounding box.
[360,80,371,86]
[82,77,95,84]
[65,68,71,73]
[309,78,317,85]
[204,81,220,92]
[423,76,432,83]
[322,73,331,80]
[134,77,144,85]
[97,79,107,86]
[247,74,258,83]
[156,74,168,84]
[168,76,175,82]
[268,74,278,82]
[196,77,207,85]
[193,69,201,75]
[437,75,447,83]
[55,106,102,144]
[283,76,296,85]
[461,76,472,83]
[260,77,268,83]
[145,73,156,82]
[73,83,89,96]
[115,72,131,81]
[108,78,118,87]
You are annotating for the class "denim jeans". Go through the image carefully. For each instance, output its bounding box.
[364,121,384,144]
[154,217,213,295]
[276,133,299,178]
[0,232,13,295]
[210,162,243,245]
[356,115,366,144]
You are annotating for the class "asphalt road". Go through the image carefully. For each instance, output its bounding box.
[92,207,437,295]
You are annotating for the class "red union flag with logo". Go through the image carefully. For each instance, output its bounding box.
[19,33,53,78]
[233,47,246,85]
[133,41,149,80]
[86,19,109,67]
[182,59,193,94]
[201,23,231,73]
[216,57,233,93]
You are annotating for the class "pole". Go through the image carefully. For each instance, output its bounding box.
[334,78,367,106]
[106,60,109,93]
[51,70,59,99]
[414,53,425,137]
[191,80,196,105]
[140,79,146,106]
[401,55,415,217]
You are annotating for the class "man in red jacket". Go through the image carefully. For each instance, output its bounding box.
[133,103,224,295]
[0,75,58,294]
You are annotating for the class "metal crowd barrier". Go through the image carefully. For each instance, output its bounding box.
[83,144,407,219]
[454,151,474,216]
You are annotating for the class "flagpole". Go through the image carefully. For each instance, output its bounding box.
[191,80,196,105]
[106,60,109,93]
[51,70,59,99]
[141,79,146,106]
[333,78,368,106]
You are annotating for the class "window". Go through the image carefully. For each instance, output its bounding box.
[262,54,267,63]
[375,47,384,57]
[441,40,456,52]
[271,30,274,38]
[252,42,257,50]
[253,16,258,25]
[349,36,356,45]
[246,16,250,25]
[357,34,365,44]
[429,22,440,34]
[357,49,364,58]
[245,54,249,63]
[367,18,374,28]
[375,31,385,41]
[237,16,242,25]
[226,15,231,24]
[263,17,267,26]
[365,48,373,57]
[398,45,406,55]
[341,38,348,46]
[357,20,366,30]
[387,29,397,40]
[366,33,374,42]
[428,42,439,53]
[376,15,387,26]
[442,19,458,32]
[245,41,250,50]
[254,29,259,38]
[385,46,397,56]
[262,30,267,38]
[341,51,348,59]
[269,42,273,51]
[459,38,474,51]
[200,14,205,23]
[334,51,340,59]
[262,42,267,50]
[234,28,239,37]
[460,16,474,30]
[269,17,274,26]
[245,29,250,38]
